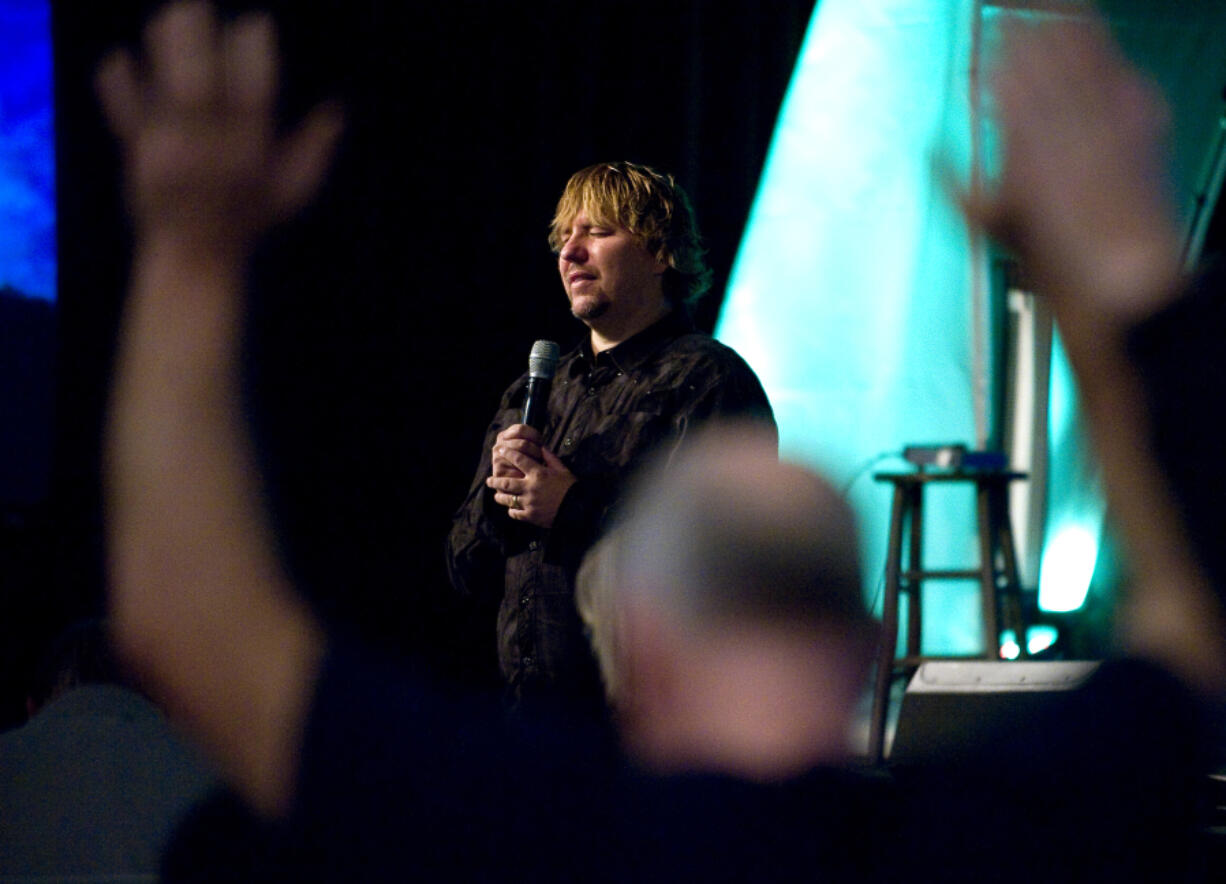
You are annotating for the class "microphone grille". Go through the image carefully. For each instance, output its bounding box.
[528,340,560,379]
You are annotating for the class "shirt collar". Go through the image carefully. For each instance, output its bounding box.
[571,306,696,375]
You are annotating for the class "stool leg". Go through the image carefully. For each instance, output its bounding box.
[870,483,907,764]
[905,484,924,658]
[991,482,1028,658]
[976,482,1000,659]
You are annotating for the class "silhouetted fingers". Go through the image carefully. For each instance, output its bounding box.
[273,101,345,217]
[224,11,276,113]
[95,49,142,141]
[146,1,221,110]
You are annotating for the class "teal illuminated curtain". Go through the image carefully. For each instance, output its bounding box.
[717,0,986,654]
[717,0,1226,653]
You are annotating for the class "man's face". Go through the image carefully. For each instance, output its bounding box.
[557,212,667,326]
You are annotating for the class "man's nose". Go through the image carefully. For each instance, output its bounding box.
[559,236,586,263]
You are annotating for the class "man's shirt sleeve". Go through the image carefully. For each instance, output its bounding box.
[445,379,528,602]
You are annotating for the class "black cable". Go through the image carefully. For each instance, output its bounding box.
[840,449,904,499]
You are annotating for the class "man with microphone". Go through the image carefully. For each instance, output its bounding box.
[447,161,776,715]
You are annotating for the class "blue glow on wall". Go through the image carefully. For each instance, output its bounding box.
[717,0,986,655]
[0,0,55,302]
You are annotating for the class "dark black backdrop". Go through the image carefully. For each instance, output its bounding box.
[3,0,813,718]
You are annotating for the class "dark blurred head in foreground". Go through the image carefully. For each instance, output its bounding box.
[578,425,876,778]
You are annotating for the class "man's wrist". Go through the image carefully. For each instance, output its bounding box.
[135,230,252,279]
[125,236,250,373]
[543,476,599,562]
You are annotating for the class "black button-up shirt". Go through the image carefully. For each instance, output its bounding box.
[446,308,776,710]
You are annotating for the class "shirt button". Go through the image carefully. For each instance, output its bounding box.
[563,437,572,448]
[528,540,540,551]
[519,595,529,608]
[523,656,534,668]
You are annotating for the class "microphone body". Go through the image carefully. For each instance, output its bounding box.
[522,340,560,431]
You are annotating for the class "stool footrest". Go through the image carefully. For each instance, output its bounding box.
[891,653,998,669]
[902,569,984,581]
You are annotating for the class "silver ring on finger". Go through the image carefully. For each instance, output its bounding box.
[512,495,521,509]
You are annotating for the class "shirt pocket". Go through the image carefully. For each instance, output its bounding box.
[574,391,677,470]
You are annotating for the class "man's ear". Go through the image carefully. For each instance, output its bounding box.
[644,242,669,277]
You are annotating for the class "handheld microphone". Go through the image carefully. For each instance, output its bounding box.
[522,340,560,431]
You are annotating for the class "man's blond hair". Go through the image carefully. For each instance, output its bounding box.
[548,161,711,306]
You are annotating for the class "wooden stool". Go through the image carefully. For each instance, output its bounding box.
[867,468,1029,764]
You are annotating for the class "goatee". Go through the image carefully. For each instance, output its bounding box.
[572,300,609,322]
